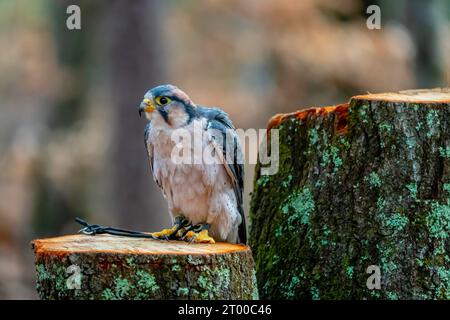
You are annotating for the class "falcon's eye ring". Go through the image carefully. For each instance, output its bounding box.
[156,96,171,106]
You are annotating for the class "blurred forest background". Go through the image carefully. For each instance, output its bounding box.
[0,0,449,299]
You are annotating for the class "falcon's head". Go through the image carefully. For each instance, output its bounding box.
[139,84,197,128]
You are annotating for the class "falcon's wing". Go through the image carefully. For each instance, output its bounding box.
[199,107,246,244]
[144,123,161,188]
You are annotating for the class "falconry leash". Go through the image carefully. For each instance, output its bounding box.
[75,217,158,239]
[75,217,201,241]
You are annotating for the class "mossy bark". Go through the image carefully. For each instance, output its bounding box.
[32,234,258,300]
[250,90,450,300]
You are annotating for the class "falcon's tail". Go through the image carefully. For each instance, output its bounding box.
[237,205,247,244]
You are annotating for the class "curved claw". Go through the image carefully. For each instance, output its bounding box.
[151,216,191,240]
[150,227,177,239]
[184,229,216,244]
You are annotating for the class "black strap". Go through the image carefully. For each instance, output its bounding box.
[75,217,157,239]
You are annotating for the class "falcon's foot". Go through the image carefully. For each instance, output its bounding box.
[183,224,216,244]
[151,216,189,240]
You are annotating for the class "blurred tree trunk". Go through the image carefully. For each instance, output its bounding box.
[101,0,168,229]
[33,0,94,235]
[33,0,169,236]
[404,0,443,87]
[377,0,444,87]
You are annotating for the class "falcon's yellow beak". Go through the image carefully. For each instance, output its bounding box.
[139,98,156,117]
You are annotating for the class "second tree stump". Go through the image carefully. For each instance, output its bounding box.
[250,89,450,299]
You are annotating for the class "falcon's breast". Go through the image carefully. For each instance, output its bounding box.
[144,108,246,243]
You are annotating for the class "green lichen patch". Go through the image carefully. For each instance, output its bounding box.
[379,122,393,133]
[346,266,354,279]
[426,109,440,138]
[281,174,293,188]
[126,257,135,266]
[384,212,409,232]
[177,287,189,297]
[171,264,181,272]
[99,269,160,300]
[282,276,300,299]
[434,267,450,299]
[136,270,159,294]
[196,267,231,299]
[320,146,343,173]
[281,187,315,228]
[256,175,270,187]
[368,172,382,188]
[406,135,417,150]
[102,288,116,300]
[359,104,370,124]
[426,200,450,241]
[251,270,259,300]
[309,128,320,145]
[440,146,450,158]
[36,263,70,298]
[114,278,132,299]
[444,183,450,195]
[310,286,320,300]
[36,264,51,282]
[377,197,386,210]
[406,183,418,200]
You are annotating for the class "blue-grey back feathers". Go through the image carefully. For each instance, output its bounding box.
[198,107,246,243]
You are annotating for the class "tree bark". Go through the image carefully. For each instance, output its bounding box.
[250,89,450,299]
[32,235,258,300]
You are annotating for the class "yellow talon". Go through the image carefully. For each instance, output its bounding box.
[176,227,188,238]
[151,225,178,238]
[184,229,216,244]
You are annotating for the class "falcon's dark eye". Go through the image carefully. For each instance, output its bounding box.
[156,96,171,106]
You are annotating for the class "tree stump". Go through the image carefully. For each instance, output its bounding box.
[250,89,450,300]
[31,234,258,300]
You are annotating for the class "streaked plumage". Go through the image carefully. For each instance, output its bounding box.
[140,84,246,244]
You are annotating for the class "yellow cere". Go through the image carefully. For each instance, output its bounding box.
[143,98,156,112]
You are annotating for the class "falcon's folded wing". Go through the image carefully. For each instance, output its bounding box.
[199,107,246,244]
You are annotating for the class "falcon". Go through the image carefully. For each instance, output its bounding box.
[139,84,246,244]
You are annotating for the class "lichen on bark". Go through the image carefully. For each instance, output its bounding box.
[250,90,450,299]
